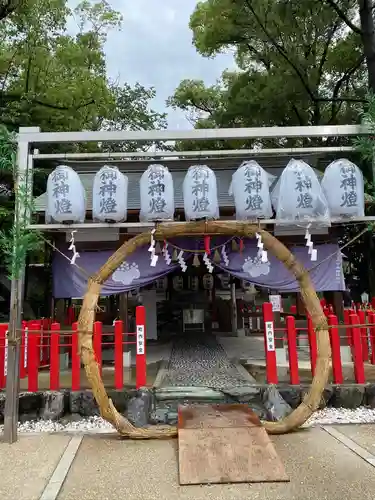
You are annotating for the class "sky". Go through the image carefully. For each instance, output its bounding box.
[68,0,234,129]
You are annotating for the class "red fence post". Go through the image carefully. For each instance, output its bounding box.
[307,315,318,377]
[328,315,343,384]
[358,309,369,362]
[114,320,124,389]
[27,321,40,392]
[20,324,28,379]
[71,322,80,391]
[93,322,102,375]
[350,314,365,384]
[344,309,352,346]
[262,302,278,384]
[286,316,299,385]
[0,324,7,389]
[368,311,375,365]
[135,306,147,388]
[33,320,42,369]
[50,322,60,390]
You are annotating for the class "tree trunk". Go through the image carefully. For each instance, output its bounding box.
[358,0,375,92]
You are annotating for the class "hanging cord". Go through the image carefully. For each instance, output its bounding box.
[39,233,91,279]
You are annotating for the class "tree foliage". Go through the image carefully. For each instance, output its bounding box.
[0,0,166,136]
[168,0,367,137]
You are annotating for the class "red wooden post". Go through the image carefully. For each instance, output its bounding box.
[50,322,60,390]
[33,319,42,369]
[93,322,102,375]
[350,314,365,384]
[71,322,80,391]
[0,324,7,389]
[286,316,299,384]
[358,309,369,362]
[136,306,147,388]
[20,325,28,379]
[114,320,124,389]
[368,311,375,365]
[307,315,318,377]
[328,315,343,384]
[344,309,352,346]
[262,302,278,384]
[28,321,40,392]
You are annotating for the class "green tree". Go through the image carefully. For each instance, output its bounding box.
[0,0,166,136]
[168,0,367,147]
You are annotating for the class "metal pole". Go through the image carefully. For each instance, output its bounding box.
[3,129,34,443]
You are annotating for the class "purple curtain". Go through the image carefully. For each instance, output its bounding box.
[217,243,345,292]
[53,239,345,298]
[52,249,180,298]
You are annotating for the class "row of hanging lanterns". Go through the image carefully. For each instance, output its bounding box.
[45,158,365,225]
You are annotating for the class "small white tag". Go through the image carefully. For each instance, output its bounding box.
[257,241,264,249]
[148,243,155,252]
[308,246,312,255]
[311,249,318,261]
[150,254,158,267]
[261,250,268,263]
[265,321,275,351]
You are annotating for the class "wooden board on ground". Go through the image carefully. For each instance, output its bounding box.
[178,404,289,485]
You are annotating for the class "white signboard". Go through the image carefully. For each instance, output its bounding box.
[4,333,8,376]
[24,327,28,368]
[136,325,145,355]
[269,295,282,312]
[265,321,275,352]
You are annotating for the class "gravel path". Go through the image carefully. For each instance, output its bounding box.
[160,334,253,389]
[2,408,375,434]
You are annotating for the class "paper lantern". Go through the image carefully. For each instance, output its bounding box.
[92,166,128,222]
[139,164,174,222]
[321,159,364,218]
[183,165,219,220]
[271,159,330,225]
[229,160,273,220]
[46,165,86,223]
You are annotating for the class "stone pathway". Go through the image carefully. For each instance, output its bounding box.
[160,334,255,389]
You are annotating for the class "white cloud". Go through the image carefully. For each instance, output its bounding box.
[68,0,234,129]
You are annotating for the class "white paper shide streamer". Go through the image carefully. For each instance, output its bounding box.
[203,252,214,273]
[221,245,229,266]
[177,251,187,272]
[305,225,317,261]
[255,232,268,263]
[162,242,172,265]
[69,231,80,265]
[148,229,159,267]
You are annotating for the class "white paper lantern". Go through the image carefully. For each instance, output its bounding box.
[92,166,128,222]
[229,160,273,220]
[183,165,219,220]
[271,159,330,225]
[321,159,364,218]
[139,164,174,222]
[46,165,86,223]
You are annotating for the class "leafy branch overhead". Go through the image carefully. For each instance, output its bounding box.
[0,0,166,142]
[168,0,372,141]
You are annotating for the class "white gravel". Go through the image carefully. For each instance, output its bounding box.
[1,408,375,434]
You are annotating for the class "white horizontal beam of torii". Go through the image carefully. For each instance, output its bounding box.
[19,124,368,145]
